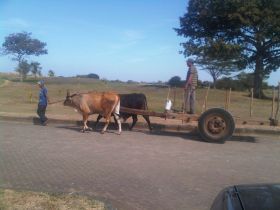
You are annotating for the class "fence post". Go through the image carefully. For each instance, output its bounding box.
[182,89,186,124]
[202,86,210,113]
[29,92,33,103]
[274,82,280,123]
[182,89,185,112]
[271,87,275,119]
[225,89,229,110]
[166,86,171,101]
[228,88,232,111]
[173,87,176,109]
[250,88,254,117]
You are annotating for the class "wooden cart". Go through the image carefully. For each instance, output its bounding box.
[120,107,235,143]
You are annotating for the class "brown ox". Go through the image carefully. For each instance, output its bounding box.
[64,91,121,134]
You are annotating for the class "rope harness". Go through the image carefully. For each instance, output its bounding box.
[48,99,65,105]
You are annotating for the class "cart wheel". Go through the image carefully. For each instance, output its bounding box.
[198,108,235,143]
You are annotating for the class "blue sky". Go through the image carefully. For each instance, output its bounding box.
[0,0,279,85]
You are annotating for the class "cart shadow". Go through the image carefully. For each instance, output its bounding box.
[227,135,256,143]
[143,130,206,142]
[55,122,257,143]
[133,129,257,143]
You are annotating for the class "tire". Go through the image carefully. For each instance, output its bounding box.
[198,108,235,143]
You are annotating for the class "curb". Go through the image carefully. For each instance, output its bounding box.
[1,115,280,136]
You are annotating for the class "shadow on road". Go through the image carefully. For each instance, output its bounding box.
[136,129,257,143]
[56,122,257,144]
[56,121,131,133]
[227,135,256,143]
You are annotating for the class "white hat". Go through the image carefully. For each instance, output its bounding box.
[187,58,194,64]
[37,80,45,85]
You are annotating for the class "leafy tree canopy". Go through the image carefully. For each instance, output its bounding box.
[48,70,55,77]
[168,76,183,87]
[175,0,280,98]
[2,31,47,62]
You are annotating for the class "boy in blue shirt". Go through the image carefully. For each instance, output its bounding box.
[37,80,49,125]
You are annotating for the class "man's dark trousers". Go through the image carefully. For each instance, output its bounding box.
[37,104,47,124]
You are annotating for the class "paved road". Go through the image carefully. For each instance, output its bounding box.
[0,121,280,210]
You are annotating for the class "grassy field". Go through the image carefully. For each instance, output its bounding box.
[0,188,105,210]
[0,73,278,123]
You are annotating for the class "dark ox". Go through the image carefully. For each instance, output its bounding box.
[96,93,152,131]
[64,91,121,134]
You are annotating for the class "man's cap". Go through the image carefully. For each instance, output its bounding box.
[187,58,194,64]
[37,80,45,85]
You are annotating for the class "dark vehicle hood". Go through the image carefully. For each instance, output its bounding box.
[211,183,280,210]
[236,184,280,210]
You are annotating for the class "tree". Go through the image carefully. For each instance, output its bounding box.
[197,57,236,88]
[168,76,182,87]
[87,73,99,79]
[175,0,280,98]
[1,31,47,81]
[236,72,254,91]
[16,60,30,80]
[30,61,42,78]
[48,70,55,77]
[76,73,100,79]
[37,69,42,77]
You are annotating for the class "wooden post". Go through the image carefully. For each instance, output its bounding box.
[77,77,80,91]
[225,89,229,110]
[182,89,186,113]
[182,89,185,124]
[201,86,210,113]
[173,87,176,109]
[228,88,232,111]
[274,82,280,121]
[29,92,33,103]
[166,86,171,100]
[250,88,254,117]
[271,87,276,119]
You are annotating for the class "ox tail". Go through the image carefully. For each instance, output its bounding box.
[113,96,122,134]
[114,96,121,116]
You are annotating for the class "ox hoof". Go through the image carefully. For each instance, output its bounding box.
[100,130,105,134]
[117,132,121,135]
[88,127,93,131]
[80,129,85,133]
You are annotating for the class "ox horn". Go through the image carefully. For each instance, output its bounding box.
[67,89,70,97]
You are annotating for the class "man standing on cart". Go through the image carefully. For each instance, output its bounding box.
[184,58,198,114]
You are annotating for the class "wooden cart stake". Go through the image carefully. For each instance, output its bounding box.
[271,87,276,119]
[201,86,210,113]
[274,82,280,122]
[250,88,254,117]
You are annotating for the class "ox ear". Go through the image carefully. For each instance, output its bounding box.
[67,90,70,97]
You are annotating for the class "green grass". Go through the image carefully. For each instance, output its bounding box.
[0,77,277,122]
[0,188,105,210]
